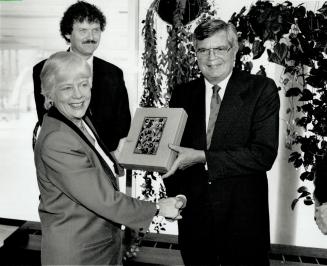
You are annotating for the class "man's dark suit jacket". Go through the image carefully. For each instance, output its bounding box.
[166,69,280,261]
[33,56,131,151]
[314,153,327,204]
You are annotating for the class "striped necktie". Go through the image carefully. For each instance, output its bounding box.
[207,84,221,149]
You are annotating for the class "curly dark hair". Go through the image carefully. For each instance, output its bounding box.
[60,1,106,43]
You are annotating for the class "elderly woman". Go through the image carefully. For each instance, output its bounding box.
[34,51,183,265]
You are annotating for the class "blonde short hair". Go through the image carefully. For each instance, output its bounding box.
[40,51,91,110]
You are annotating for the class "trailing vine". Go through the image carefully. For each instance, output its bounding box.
[137,0,216,233]
[140,0,163,107]
[161,0,215,102]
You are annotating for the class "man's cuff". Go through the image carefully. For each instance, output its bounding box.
[176,194,187,209]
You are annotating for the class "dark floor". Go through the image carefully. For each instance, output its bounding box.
[1,248,327,266]
[0,247,41,266]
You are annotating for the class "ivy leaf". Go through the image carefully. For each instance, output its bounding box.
[285,87,301,97]
[299,89,314,101]
[294,158,303,168]
[256,65,266,76]
[252,40,265,59]
[299,190,311,198]
[317,2,327,15]
[297,186,308,193]
[301,103,313,113]
[267,49,282,65]
[273,42,288,62]
[291,198,299,210]
[299,171,314,181]
[312,99,322,105]
[304,197,314,206]
[288,151,301,163]
[296,116,310,128]
[303,152,315,168]
[306,75,324,88]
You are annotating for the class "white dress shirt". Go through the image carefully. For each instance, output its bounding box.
[82,120,116,176]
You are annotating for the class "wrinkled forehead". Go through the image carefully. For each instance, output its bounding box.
[56,62,91,83]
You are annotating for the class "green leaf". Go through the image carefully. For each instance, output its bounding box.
[299,89,314,101]
[297,186,308,193]
[296,116,310,128]
[304,197,314,206]
[291,198,299,210]
[299,191,311,198]
[288,151,301,163]
[273,42,288,62]
[285,87,302,97]
[294,158,303,168]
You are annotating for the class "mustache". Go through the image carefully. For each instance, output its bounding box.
[82,40,97,44]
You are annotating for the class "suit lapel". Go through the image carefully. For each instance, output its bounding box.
[189,78,207,149]
[210,71,246,147]
[48,107,119,190]
[92,57,102,89]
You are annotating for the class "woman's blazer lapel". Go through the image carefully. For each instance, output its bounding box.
[47,107,119,190]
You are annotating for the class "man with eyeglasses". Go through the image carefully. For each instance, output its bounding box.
[163,19,280,265]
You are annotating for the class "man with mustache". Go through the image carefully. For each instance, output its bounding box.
[33,1,131,154]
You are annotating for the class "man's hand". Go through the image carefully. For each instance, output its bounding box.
[175,194,187,209]
[158,196,186,219]
[162,144,206,178]
[315,202,327,235]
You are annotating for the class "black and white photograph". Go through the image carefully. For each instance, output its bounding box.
[1,0,327,265]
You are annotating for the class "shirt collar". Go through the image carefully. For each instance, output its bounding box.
[86,55,94,71]
[69,48,94,72]
[204,71,233,99]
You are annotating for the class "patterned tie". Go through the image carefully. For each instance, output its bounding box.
[207,84,221,149]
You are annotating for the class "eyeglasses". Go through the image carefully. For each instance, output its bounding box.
[196,46,232,57]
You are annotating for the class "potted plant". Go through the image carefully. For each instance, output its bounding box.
[139,0,327,224]
[137,0,215,232]
[230,0,327,208]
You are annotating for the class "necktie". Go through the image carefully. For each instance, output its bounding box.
[207,85,221,149]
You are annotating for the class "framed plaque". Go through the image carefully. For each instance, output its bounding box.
[117,108,188,173]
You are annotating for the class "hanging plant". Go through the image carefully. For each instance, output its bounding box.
[230,0,327,208]
[161,0,215,102]
[140,0,163,107]
[137,0,216,233]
